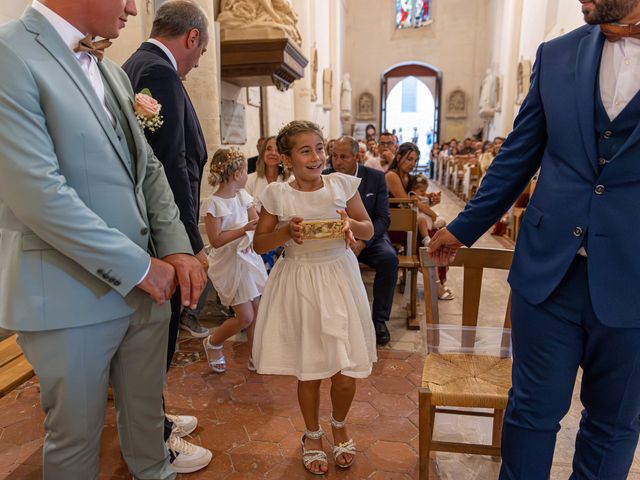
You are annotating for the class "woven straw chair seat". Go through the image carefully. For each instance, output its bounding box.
[421,353,512,409]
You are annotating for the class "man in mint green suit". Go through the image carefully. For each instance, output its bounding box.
[0,1,207,478]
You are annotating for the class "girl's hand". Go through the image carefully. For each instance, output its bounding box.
[337,209,356,249]
[243,218,259,232]
[287,216,304,244]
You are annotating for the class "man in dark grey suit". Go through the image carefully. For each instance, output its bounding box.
[326,136,398,345]
[123,0,212,473]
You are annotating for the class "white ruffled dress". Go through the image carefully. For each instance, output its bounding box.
[252,173,377,381]
[201,190,268,307]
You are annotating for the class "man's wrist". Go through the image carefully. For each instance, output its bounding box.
[136,257,152,285]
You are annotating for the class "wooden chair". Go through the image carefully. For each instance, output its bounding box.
[417,247,514,479]
[0,334,34,397]
[388,198,420,330]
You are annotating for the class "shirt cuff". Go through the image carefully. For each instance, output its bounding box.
[136,258,152,285]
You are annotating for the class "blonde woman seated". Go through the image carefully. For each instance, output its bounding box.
[245,136,291,207]
[245,136,291,271]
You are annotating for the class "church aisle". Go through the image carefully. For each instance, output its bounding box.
[0,185,638,479]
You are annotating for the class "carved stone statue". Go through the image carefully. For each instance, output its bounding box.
[478,68,497,119]
[340,73,352,120]
[310,44,318,102]
[356,91,375,120]
[516,59,532,105]
[323,68,333,109]
[446,88,467,118]
[218,0,303,46]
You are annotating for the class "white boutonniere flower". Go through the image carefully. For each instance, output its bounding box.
[133,88,163,132]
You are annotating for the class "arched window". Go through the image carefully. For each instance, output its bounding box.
[395,0,432,29]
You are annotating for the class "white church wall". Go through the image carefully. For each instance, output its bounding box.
[344,0,493,141]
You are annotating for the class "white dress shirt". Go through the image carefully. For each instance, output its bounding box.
[599,27,640,120]
[145,38,178,71]
[32,0,151,283]
[32,1,111,120]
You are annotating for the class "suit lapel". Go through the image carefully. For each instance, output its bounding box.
[21,8,135,184]
[575,26,604,176]
[98,62,148,186]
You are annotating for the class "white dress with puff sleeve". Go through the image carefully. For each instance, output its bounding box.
[201,190,268,307]
[252,173,377,381]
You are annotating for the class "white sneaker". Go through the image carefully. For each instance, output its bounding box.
[167,433,212,474]
[166,413,197,437]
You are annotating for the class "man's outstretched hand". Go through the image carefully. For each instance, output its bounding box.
[162,253,208,309]
[427,228,464,266]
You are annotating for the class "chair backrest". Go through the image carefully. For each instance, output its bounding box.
[389,198,418,256]
[419,247,513,350]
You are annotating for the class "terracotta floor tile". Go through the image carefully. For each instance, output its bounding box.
[367,440,418,474]
[346,401,379,425]
[245,416,296,443]
[1,464,41,480]
[368,416,418,443]
[373,359,415,378]
[371,375,415,395]
[228,441,283,474]
[371,393,417,418]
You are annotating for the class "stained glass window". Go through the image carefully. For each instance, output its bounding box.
[396,0,432,29]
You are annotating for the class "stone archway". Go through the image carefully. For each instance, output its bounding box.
[380,62,442,151]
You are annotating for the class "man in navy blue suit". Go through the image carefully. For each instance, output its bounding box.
[326,136,398,346]
[430,1,640,478]
[123,0,212,473]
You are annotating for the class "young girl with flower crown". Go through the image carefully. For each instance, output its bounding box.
[252,121,377,475]
[201,148,268,373]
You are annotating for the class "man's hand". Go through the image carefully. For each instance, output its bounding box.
[137,258,176,305]
[162,253,208,309]
[350,239,367,256]
[427,228,464,266]
[195,248,209,272]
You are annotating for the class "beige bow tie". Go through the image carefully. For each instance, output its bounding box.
[74,34,112,61]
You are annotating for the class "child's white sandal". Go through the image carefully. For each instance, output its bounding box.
[330,415,356,469]
[203,337,226,373]
[301,427,328,475]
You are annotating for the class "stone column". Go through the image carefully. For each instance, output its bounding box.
[329,0,345,138]
[292,0,312,121]
[182,0,221,197]
[496,0,523,137]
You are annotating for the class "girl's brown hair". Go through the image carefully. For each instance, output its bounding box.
[276,120,324,157]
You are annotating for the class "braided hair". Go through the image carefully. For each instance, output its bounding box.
[208,148,246,187]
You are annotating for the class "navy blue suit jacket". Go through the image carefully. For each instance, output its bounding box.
[123,43,207,254]
[448,25,640,327]
[324,165,390,245]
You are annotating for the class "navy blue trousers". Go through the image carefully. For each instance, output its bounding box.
[357,236,399,325]
[500,256,640,479]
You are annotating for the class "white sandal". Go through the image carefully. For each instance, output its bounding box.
[247,357,257,372]
[330,415,356,469]
[301,427,328,475]
[438,287,455,301]
[202,337,226,373]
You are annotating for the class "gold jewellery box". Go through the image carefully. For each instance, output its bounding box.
[300,219,345,240]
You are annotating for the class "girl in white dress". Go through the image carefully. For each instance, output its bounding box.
[201,148,268,373]
[253,121,377,475]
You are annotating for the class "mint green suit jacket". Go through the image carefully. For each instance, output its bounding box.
[0,8,193,331]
